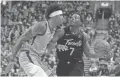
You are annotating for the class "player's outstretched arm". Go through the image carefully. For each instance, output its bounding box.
[12,22,46,60]
[46,28,64,54]
[83,32,105,58]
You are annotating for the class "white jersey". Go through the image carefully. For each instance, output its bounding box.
[22,21,54,56]
[32,21,54,53]
[19,21,54,76]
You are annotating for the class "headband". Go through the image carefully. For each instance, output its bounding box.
[49,10,63,17]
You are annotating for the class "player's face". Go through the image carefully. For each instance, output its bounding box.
[70,16,84,33]
[70,18,84,35]
[71,18,82,26]
[70,14,82,27]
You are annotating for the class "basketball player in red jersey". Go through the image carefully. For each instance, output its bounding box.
[46,13,109,76]
[9,4,65,77]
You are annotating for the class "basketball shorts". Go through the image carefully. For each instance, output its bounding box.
[56,59,84,76]
[19,47,48,77]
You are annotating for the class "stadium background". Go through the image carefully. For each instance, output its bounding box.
[1,1,120,76]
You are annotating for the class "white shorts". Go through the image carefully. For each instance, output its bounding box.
[19,51,48,77]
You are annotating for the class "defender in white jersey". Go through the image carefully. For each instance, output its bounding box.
[10,4,65,77]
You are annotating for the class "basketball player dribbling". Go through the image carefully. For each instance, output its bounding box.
[10,4,65,77]
[46,14,109,76]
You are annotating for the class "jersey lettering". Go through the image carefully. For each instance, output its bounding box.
[64,39,82,47]
[56,27,84,60]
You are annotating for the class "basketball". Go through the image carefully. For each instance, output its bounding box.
[94,40,110,55]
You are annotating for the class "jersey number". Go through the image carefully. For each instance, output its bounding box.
[70,47,75,56]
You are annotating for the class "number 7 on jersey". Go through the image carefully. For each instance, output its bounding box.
[70,47,75,56]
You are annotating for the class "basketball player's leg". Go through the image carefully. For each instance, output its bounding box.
[19,50,48,77]
[69,62,84,76]
[56,61,70,76]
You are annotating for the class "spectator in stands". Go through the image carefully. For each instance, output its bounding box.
[1,1,120,76]
[8,26,16,45]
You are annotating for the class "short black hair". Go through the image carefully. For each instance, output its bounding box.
[45,3,62,19]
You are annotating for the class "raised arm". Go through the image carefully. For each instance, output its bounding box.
[12,22,46,60]
[83,32,106,58]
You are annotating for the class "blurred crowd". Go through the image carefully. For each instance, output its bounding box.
[1,1,120,76]
[108,13,120,40]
